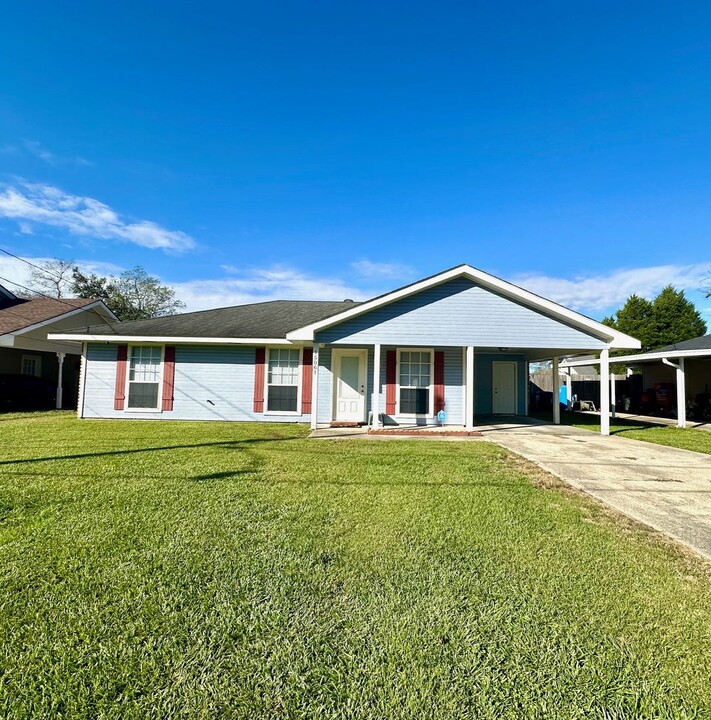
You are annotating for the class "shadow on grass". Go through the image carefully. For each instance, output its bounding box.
[0,436,302,467]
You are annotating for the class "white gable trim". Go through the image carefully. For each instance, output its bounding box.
[286,265,640,349]
[7,301,118,338]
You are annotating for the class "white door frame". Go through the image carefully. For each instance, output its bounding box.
[332,348,368,422]
[492,360,518,415]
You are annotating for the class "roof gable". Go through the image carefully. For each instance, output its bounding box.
[287,264,640,349]
[0,298,115,336]
[315,276,608,349]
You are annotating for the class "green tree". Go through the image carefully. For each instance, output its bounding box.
[651,285,706,348]
[71,265,185,321]
[604,286,706,352]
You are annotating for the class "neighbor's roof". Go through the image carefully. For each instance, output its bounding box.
[652,334,711,353]
[58,300,360,341]
[0,297,101,336]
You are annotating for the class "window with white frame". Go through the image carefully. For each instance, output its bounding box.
[127,346,162,409]
[21,355,41,377]
[398,349,433,415]
[267,348,300,413]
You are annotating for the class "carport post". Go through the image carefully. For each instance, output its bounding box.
[600,348,610,436]
[465,346,475,430]
[55,352,65,410]
[676,358,686,428]
[552,356,560,424]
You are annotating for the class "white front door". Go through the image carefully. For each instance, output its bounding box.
[493,361,517,414]
[333,349,367,422]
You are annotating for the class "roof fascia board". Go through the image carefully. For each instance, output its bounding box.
[286,265,640,348]
[47,334,297,345]
[7,301,118,338]
[561,347,711,366]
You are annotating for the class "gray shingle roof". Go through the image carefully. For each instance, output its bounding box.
[78,300,360,339]
[652,334,711,353]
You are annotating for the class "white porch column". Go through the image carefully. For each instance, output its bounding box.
[600,348,610,436]
[565,371,572,410]
[610,372,616,418]
[310,345,320,430]
[552,356,560,425]
[56,352,65,410]
[372,343,381,429]
[465,346,475,430]
[676,358,686,428]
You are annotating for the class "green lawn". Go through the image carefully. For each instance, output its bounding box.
[533,410,711,455]
[1,413,710,718]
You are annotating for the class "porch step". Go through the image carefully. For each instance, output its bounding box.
[329,421,365,428]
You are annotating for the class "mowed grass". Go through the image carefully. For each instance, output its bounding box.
[1,413,710,719]
[534,410,711,456]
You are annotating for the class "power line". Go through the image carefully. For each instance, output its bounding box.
[0,248,118,326]
[0,275,114,343]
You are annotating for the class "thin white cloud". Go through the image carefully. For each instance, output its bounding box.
[512,263,711,314]
[17,222,32,235]
[0,140,91,166]
[173,266,378,311]
[22,140,57,164]
[351,259,415,280]
[0,182,195,252]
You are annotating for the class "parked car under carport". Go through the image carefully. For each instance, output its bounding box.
[0,374,56,411]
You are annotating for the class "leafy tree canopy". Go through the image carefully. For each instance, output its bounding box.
[71,265,185,321]
[604,286,706,352]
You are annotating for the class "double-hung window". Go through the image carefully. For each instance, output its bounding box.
[21,355,41,377]
[398,349,433,415]
[267,348,300,413]
[127,346,162,410]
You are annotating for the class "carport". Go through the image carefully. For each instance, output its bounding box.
[561,334,711,428]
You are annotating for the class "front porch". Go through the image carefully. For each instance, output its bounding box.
[310,344,531,432]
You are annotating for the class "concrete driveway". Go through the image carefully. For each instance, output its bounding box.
[482,421,711,561]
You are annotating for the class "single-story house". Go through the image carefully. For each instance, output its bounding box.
[561,333,711,427]
[50,264,640,435]
[0,282,116,409]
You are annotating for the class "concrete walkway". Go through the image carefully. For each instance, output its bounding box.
[486,423,711,560]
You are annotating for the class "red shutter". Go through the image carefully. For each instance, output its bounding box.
[301,347,313,414]
[385,350,397,414]
[161,346,176,411]
[434,351,445,413]
[253,347,266,412]
[114,344,128,410]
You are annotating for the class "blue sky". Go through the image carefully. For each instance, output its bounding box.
[1,1,710,318]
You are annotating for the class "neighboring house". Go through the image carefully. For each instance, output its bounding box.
[50,264,639,435]
[0,283,116,409]
[562,333,711,427]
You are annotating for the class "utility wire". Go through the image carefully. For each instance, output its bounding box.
[0,247,118,326]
